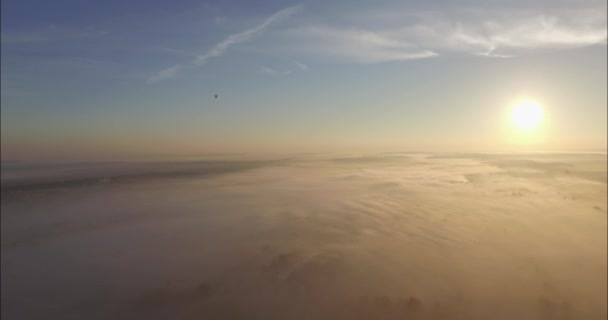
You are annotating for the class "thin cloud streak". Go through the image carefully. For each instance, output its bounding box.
[146,64,182,84]
[195,5,301,65]
[294,61,309,71]
[147,5,301,83]
[259,66,292,76]
[259,60,309,76]
[1,25,109,44]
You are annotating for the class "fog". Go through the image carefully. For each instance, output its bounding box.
[1,153,606,320]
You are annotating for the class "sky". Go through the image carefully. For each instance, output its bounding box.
[1,0,606,160]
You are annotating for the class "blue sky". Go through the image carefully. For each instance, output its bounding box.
[1,0,606,160]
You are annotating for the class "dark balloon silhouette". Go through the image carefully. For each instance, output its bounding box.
[214,94,218,99]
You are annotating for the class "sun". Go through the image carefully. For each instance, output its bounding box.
[511,100,543,130]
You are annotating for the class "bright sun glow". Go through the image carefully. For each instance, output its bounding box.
[511,100,543,130]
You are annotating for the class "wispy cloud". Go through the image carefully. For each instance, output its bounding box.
[147,5,301,83]
[259,60,309,76]
[195,6,300,65]
[294,61,309,71]
[284,26,437,63]
[0,75,35,98]
[147,65,182,83]
[275,4,606,62]
[259,66,292,76]
[156,47,197,58]
[146,3,605,82]
[410,12,608,57]
[1,24,109,44]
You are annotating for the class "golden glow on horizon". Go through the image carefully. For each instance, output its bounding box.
[511,100,543,130]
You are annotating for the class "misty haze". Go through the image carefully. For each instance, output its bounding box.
[2,153,606,319]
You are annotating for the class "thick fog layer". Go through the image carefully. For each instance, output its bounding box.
[1,153,606,320]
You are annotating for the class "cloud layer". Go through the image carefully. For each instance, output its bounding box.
[2,153,606,319]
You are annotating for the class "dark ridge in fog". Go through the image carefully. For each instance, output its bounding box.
[1,159,285,199]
